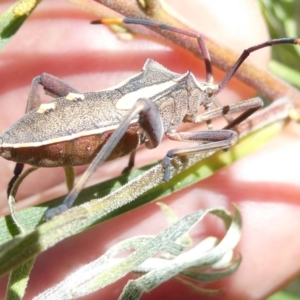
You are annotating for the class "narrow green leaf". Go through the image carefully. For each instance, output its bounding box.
[5,258,35,300]
[269,60,300,89]
[0,0,40,51]
[33,206,241,299]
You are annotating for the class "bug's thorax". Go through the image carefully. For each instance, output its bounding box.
[151,69,219,132]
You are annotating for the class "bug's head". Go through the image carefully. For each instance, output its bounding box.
[201,83,219,98]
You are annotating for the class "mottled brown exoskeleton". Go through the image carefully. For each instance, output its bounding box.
[1,18,299,220]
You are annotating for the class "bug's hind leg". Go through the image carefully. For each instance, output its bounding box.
[7,163,24,197]
[7,74,79,197]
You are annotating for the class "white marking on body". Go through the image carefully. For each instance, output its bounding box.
[37,102,56,114]
[2,121,138,148]
[116,80,179,110]
[65,93,85,101]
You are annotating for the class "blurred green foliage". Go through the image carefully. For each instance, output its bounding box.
[0,0,40,51]
[259,1,300,299]
[258,0,300,87]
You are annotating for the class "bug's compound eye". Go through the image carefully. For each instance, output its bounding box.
[205,88,214,98]
[203,84,219,98]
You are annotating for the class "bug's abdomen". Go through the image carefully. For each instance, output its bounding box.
[1,123,140,167]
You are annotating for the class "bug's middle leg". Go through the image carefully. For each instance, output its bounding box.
[122,150,137,174]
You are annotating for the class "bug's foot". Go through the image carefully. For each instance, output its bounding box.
[121,163,133,174]
[44,204,69,221]
[162,155,172,182]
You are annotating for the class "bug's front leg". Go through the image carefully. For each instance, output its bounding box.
[187,97,263,130]
[163,129,238,182]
